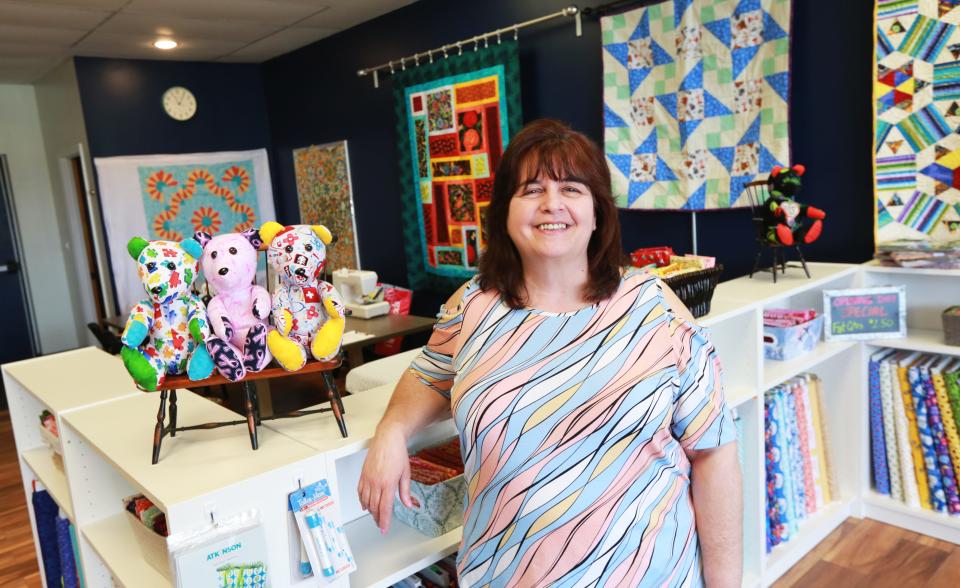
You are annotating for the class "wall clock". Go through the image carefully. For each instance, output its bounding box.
[162,86,197,121]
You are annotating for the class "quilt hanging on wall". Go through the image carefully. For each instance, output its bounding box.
[602,0,792,210]
[393,40,522,291]
[875,0,960,246]
[95,149,276,313]
[293,141,360,273]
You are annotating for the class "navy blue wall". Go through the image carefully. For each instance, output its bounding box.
[262,0,875,312]
[75,57,272,158]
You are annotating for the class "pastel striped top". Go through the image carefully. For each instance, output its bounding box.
[410,269,735,587]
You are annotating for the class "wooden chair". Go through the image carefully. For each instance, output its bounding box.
[743,180,811,283]
[150,359,346,464]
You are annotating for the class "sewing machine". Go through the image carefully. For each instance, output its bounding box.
[332,269,390,319]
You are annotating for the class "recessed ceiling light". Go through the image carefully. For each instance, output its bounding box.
[154,39,178,50]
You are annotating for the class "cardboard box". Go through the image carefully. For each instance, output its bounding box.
[763,315,823,361]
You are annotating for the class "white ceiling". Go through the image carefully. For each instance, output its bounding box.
[0,0,417,83]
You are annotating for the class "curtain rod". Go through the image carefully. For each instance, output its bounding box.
[357,5,582,88]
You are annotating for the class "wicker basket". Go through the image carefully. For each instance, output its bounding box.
[944,306,960,346]
[664,265,724,318]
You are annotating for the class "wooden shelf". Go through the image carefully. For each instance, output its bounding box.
[862,491,960,544]
[868,328,960,356]
[763,341,856,390]
[3,347,138,413]
[62,391,319,511]
[82,513,170,588]
[22,447,73,521]
[764,501,850,583]
[346,514,460,588]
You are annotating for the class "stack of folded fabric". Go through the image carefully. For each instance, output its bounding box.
[125,494,168,536]
[764,374,835,552]
[869,350,960,515]
[874,240,960,269]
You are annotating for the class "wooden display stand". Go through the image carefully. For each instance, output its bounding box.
[152,359,346,464]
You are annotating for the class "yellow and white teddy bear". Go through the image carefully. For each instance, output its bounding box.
[260,222,346,371]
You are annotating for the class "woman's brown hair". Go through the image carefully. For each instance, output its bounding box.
[478,119,626,308]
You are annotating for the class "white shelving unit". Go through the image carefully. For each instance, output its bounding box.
[4,348,141,588]
[5,262,959,587]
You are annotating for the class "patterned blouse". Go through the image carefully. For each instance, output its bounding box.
[410,269,735,587]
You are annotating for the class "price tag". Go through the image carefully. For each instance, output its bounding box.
[823,286,906,341]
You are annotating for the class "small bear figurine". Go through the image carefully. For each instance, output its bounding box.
[120,237,215,391]
[763,164,826,246]
[195,229,272,382]
[260,222,346,371]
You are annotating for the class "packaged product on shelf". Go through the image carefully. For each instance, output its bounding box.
[418,561,453,587]
[288,479,356,582]
[167,508,271,588]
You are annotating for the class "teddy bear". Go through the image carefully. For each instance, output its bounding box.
[120,237,215,391]
[762,164,826,246]
[260,222,346,371]
[194,229,272,382]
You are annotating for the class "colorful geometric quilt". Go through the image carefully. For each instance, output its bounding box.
[876,0,960,244]
[393,41,521,291]
[602,0,792,210]
[95,149,276,313]
[293,141,360,273]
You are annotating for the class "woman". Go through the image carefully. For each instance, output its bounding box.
[359,119,742,587]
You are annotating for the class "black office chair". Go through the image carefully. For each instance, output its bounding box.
[743,180,811,283]
[87,322,123,355]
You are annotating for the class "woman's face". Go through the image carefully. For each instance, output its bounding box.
[506,173,596,267]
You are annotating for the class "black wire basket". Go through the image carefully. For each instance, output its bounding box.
[663,265,724,318]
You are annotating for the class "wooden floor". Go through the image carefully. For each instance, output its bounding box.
[2,407,958,587]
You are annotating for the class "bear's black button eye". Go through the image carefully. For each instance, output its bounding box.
[229,247,237,255]
[167,262,176,270]
[284,245,293,253]
[304,244,312,252]
[146,262,156,270]
[211,251,218,259]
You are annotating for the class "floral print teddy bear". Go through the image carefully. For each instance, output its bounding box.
[120,237,214,391]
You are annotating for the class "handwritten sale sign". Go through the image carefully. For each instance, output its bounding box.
[823,286,906,341]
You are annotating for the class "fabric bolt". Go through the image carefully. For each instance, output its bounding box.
[735,413,745,467]
[773,389,799,536]
[946,368,960,436]
[896,361,927,507]
[869,355,891,494]
[784,388,808,521]
[800,375,825,510]
[921,364,960,514]
[809,375,837,502]
[409,269,735,588]
[56,513,79,588]
[908,364,946,512]
[68,523,85,588]
[879,356,903,501]
[792,379,818,514]
[934,368,960,479]
[764,395,785,552]
[31,490,61,586]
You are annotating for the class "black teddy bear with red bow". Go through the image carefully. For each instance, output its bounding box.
[762,164,826,246]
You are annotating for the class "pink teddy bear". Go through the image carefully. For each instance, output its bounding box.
[195,229,272,381]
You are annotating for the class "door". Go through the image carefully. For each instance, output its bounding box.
[0,155,39,406]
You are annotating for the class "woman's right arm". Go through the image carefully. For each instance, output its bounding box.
[357,370,450,533]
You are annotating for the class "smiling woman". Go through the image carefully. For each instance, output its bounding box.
[359,119,743,587]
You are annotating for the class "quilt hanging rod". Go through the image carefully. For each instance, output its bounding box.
[357,5,582,88]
